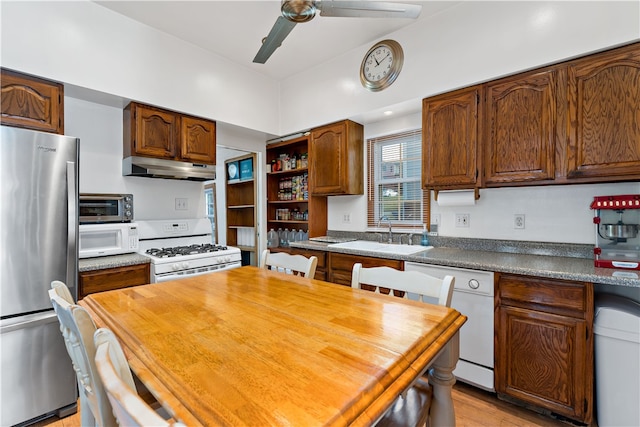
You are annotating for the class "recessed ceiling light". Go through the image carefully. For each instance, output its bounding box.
[384,110,393,116]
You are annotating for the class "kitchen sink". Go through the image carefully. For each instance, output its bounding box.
[328,240,432,255]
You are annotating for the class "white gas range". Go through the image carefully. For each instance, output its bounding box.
[137,219,241,283]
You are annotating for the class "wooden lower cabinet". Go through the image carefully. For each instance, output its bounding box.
[270,247,327,281]
[495,273,593,424]
[328,252,402,287]
[78,263,150,299]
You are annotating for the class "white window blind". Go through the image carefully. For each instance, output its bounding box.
[367,129,429,228]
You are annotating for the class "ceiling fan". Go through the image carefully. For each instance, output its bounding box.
[253,0,422,64]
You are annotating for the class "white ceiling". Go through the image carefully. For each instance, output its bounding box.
[94,1,459,81]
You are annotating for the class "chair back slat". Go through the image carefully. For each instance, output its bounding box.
[94,328,177,427]
[49,281,118,427]
[351,264,455,307]
[260,250,318,278]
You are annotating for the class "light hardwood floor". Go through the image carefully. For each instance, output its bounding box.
[32,382,571,427]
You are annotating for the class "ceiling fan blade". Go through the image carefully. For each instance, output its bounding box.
[318,1,421,18]
[253,16,297,64]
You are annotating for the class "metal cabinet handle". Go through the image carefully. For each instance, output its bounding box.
[468,279,480,289]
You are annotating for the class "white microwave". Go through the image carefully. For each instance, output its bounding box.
[78,223,139,259]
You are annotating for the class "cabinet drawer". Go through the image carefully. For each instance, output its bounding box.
[329,253,402,272]
[79,263,150,298]
[271,247,326,269]
[498,274,589,316]
[291,248,326,268]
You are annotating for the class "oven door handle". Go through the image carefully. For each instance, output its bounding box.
[155,263,241,283]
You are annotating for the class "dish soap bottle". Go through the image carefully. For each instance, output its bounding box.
[421,224,430,246]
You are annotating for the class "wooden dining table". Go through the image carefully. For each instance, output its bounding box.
[80,266,466,426]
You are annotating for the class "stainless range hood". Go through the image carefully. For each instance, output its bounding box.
[123,156,216,181]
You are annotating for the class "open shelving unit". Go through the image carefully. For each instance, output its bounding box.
[266,136,327,239]
[225,153,257,265]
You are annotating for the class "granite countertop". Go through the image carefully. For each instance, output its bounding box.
[79,253,150,272]
[290,240,640,288]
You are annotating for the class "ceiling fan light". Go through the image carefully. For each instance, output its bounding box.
[281,0,317,23]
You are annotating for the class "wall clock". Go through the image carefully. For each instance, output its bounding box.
[360,39,404,92]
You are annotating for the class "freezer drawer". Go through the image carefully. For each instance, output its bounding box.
[0,311,77,426]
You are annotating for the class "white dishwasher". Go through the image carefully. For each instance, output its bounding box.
[405,262,495,391]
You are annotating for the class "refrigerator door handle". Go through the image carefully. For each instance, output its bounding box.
[0,311,59,335]
[66,161,77,294]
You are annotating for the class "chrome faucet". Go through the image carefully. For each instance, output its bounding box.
[377,216,393,244]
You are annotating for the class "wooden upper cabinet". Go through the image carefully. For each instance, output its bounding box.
[180,116,216,163]
[422,86,481,189]
[310,120,363,195]
[124,102,216,165]
[1,68,64,134]
[565,42,640,181]
[126,103,178,158]
[484,68,563,185]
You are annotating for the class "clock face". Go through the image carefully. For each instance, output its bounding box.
[363,45,395,82]
[360,40,403,92]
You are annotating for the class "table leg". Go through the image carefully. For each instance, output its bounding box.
[427,331,460,427]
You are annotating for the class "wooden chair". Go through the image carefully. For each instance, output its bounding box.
[94,328,185,427]
[260,249,318,278]
[350,264,455,427]
[49,280,117,427]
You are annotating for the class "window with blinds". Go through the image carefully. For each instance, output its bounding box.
[367,130,429,228]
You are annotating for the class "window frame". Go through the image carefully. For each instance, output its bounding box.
[367,129,430,230]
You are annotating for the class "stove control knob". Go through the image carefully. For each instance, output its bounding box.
[182,262,189,269]
[172,264,180,271]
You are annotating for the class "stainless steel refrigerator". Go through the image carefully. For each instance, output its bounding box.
[1,125,78,425]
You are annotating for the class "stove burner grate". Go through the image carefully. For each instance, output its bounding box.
[146,244,229,258]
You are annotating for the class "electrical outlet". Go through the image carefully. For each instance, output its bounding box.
[514,214,525,229]
[455,213,470,228]
[342,213,351,224]
[175,198,188,210]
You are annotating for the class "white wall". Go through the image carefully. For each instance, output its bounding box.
[65,97,267,223]
[1,1,280,135]
[2,2,638,136]
[328,112,640,244]
[280,1,640,134]
[4,1,640,245]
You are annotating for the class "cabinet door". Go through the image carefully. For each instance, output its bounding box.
[133,103,178,159]
[78,263,150,299]
[310,121,363,195]
[1,69,64,134]
[275,247,327,281]
[422,86,481,188]
[566,42,640,180]
[485,69,561,185]
[496,305,590,422]
[328,252,402,287]
[180,116,216,164]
